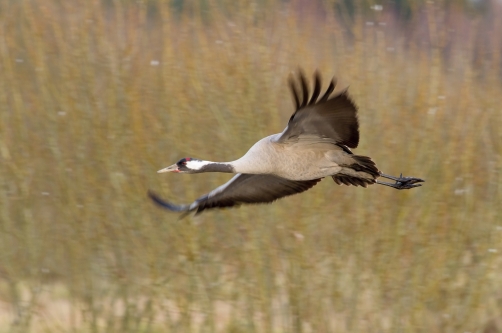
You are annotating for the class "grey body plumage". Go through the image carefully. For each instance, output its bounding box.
[149,70,424,215]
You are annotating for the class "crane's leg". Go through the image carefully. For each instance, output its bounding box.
[376,173,424,190]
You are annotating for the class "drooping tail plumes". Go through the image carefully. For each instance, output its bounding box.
[332,155,380,187]
[350,155,380,178]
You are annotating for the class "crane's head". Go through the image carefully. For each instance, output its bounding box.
[157,157,210,174]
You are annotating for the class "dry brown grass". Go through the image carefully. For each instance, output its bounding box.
[1,0,502,332]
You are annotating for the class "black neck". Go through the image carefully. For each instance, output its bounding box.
[200,163,235,173]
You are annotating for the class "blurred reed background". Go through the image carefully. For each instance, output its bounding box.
[0,0,501,332]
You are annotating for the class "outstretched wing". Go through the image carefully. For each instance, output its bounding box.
[148,174,321,215]
[277,70,359,148]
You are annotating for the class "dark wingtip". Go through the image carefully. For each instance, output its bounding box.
[148,190,190,212]
[298,69,309,108]
[318,77,337,103]
[288,75,300,110]
[309,71,321,105]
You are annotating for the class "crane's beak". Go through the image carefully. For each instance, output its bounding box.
[157,164,179,173]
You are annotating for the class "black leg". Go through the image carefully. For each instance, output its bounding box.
[376,173,425,190]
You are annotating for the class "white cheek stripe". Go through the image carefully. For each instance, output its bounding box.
[186,160,212,170]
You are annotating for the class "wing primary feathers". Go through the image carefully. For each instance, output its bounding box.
[148,190,191,212]
[280,71,359,147]
[318,78,336,103]
[299,70,309,108]
[289,76,300,110]
[309,71,321,105]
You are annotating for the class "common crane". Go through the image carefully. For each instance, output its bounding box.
[148,71,424,215]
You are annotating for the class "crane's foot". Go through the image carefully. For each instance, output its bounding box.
[377,173,425,190]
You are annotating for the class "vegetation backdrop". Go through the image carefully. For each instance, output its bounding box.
[1,0,502,332]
